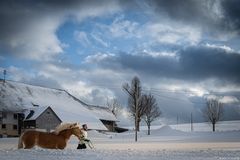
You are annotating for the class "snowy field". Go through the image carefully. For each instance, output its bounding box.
[0,121,240,160]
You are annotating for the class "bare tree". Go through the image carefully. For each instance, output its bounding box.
[106,98,122,117]
[122,76,145,142]
[143,94,161,135]
[203,99,224,132]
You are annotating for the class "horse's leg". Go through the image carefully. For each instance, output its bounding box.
[18,134,24,149]
[24,144,35,149]
[57,145,66,150]
[56,138,66,149]
[57,142,66,149]
[23,134,37,149]
[23,139,35,149]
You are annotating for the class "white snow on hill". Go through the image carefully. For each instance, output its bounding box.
[0,80,114,130]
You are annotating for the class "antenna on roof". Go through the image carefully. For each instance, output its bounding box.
[3,70,6,83]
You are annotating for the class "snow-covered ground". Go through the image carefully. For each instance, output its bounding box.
[0,122,240,160]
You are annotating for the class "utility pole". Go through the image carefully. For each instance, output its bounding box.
[177,114,179,125]
[190,112,193,132]
[135,92,138,142]
[3,70,6,83]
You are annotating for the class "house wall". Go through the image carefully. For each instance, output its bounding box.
[0,112,19,137]
[36,108,61,132]
[0,124,18,137]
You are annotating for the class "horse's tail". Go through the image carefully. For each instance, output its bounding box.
[18,133,24,149]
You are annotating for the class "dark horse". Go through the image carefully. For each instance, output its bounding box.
[18,123,83,149]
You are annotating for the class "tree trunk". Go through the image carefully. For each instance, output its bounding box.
[147,124,150,135]
[136,119,141,131]
[212,122,215,132]
[135,116,138,142]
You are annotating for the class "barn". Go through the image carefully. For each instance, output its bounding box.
[0,80,119,137]
[23,106,62,132]
[86,105,118,132]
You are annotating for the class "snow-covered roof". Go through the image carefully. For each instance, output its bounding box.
[64,92,118,122]
[24,106,49,120]
[86,106,118,122]
[0,80,112,130]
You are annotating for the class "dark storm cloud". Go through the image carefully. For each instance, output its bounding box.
[97,46,240,84]
[148,0,240,33]
[178,46,240,82]
[149,0,209,23]
[119,53,180,78]
[221,0,240,31]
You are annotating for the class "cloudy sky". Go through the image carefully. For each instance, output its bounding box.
[1,0,240,125]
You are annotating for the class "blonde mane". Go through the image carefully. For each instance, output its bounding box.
[53,122,80,135]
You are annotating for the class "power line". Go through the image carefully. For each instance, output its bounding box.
[150,91,206,105]
[78,83,239,104]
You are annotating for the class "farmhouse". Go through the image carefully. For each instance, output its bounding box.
[0,80,119,137]
[0,111,20,137]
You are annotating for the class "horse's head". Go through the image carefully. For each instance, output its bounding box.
[69,123,84,140]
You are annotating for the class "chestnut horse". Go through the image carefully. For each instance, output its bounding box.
[18,123,83,149]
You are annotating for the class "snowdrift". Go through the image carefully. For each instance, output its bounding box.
[151,125,187,136]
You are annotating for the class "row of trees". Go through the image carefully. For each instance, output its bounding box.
[109,76,224,141]
[122,76,161,141]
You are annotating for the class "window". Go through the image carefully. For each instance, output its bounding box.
[13,114,18,119]
[2,124,6,129]
[13,125,17,130]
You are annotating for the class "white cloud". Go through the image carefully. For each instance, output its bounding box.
[93,15,201,48]
[204,95,239,104]
[91,33,109,47]
[142,49,177,58]
[144,22,201,45]
[97,15,141,39]
[62,81,98,103]
[219,96,239,104]
[71,1,121,22]
[110,17,140,38]
[38,63,73,81]
[205,43,235,53]
[84,52,115,64]
[74,31,91,47]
